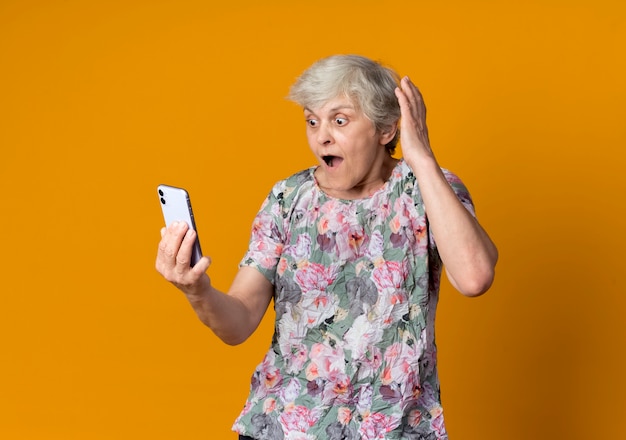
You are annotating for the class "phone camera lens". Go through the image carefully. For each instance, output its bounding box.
[158,189,164,196]
[160,197,166,204]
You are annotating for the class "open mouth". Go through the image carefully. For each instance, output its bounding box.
[322,155,342,168]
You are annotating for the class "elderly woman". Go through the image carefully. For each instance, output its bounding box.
[156,55,498,439]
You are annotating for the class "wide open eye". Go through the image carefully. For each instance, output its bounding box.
[335,117,348,126]
[306,119,318,127]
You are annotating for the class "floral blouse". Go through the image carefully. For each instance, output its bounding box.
[232,160,475,440]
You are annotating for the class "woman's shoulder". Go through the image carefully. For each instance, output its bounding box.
[396,160,467,188]
[440,167,473,204]
[270,167,315,192]
[265,166,317,206]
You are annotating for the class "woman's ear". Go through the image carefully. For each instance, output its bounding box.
[379,123,398,145]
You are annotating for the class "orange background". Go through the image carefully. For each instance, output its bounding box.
[1,1,625,439]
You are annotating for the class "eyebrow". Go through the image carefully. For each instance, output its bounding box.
[304,104,355,114]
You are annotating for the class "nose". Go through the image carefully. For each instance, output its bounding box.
[316,122,333,146]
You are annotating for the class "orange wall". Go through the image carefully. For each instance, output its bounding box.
[1,1,624,439]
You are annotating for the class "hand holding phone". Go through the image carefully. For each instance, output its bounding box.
[157,184,203,267]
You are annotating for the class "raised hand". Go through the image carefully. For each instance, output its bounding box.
[155,221,212,297]
[394,76,435,166]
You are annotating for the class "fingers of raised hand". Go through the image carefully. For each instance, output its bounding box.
[174,228,199,274]
[395,77,432,155]
[156,221,190,279]
[401,77,426,118]
[155,223,212,298]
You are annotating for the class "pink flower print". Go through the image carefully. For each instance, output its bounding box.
[355,345,382,381]
[318,200,344,233]
[291,233,312,261]
[408,214,428,256]
[381,342,418,386]
[305,362,320,381]
[317,216,330,234]
[282,342,308,375]
[293,263,339,327]
[407,409,422,427]
[238,400,253,418]
[279,404,320,433]
[277,257,289,276]
[411,215,427,241]
[279,377,302,404]
[355,384,373,415]
[250,211,271,236]
[253,351,283,398]
[393,192,414,220]
[443,169,462,184]
[388,194,411,232]
[358,412,401,440]
[320,198,342,216]
[299,291,338,328]
[372,260,408,292]
[391,165,403,180]
[320,199,341,215]
[347,226,365,251]
[263,398,277,414]
[305,199,321,224]
[308,342,346,380]
[334,220,367,260]
[321,372,353,405]
[337,407,352,425]
[295,262,338,292]
[389,214,403,235]
[247,211,284,269]
[364,230,385,261]
[370,194,392,225]
[259,252,282,270]
[416,381,444,417]
[263,365,282,391]
[430,411,447,438]
[380,365,393,385]
[322,200,359,236]
[381,367,420,407]
[373,288,409,327]
[404,364,426,405]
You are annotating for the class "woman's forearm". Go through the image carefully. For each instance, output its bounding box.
[407,157,498,296]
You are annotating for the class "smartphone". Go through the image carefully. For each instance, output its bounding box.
[157,184,203,267]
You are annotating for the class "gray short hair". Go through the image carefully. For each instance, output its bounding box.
[287,55,401,154]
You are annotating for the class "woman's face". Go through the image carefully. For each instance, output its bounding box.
[304,95,396,200]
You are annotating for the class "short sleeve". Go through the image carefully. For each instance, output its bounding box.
[442,168,476,217]
[239,184,286,284]
[427,169,476,249]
